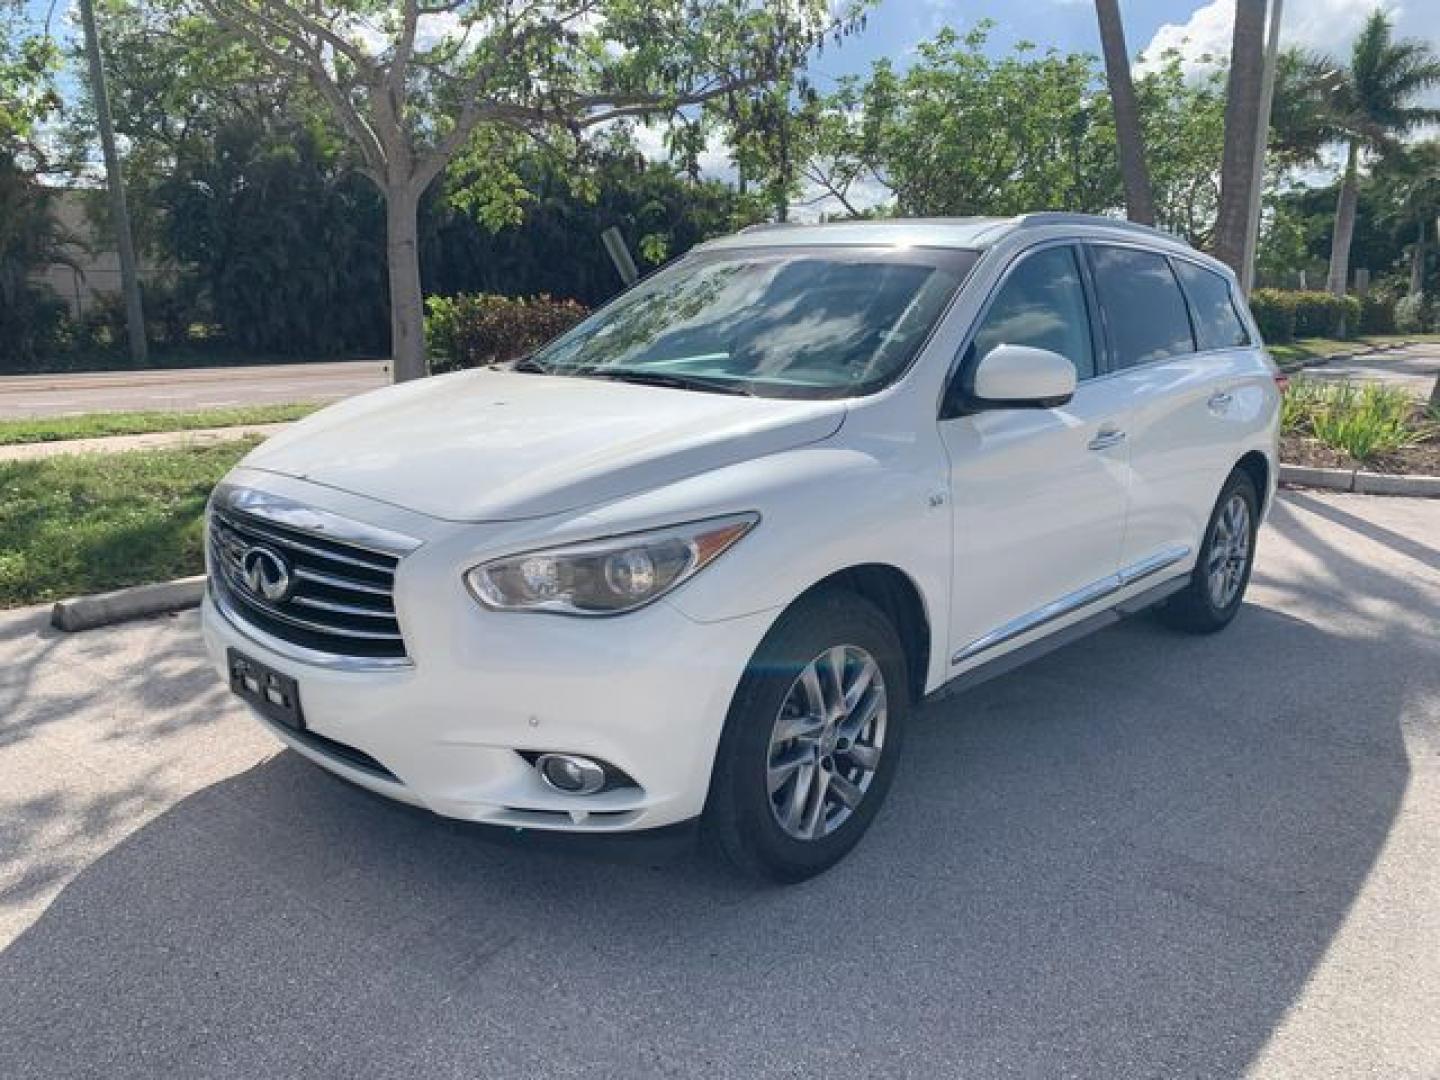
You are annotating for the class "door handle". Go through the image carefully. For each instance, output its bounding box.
[1087,427,1127,451]
[1208,390,1234,411]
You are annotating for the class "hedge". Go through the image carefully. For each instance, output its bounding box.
[425,293,589,374]
[1359,293,1397,335]
[1249,289,1362,343]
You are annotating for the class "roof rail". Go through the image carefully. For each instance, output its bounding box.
[1013,212,1190,247]
[737,221,808,235]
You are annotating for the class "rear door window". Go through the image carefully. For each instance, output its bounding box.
[1174,259,1251,350]
[1089,245,1196,368]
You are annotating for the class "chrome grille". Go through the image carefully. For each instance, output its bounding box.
[208,499,410,664]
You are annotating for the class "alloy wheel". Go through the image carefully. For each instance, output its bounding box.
[766,645,887,841]
[1206,493,1251,609]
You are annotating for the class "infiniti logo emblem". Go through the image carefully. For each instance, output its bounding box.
[240,545,293,602]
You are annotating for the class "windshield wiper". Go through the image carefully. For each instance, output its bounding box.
[574,369,755,397]
[509,354,549,373]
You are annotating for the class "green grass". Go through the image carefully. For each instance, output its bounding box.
[0,402,318,446]
[1267,333,1440,368]
[0,439,257,608]
[1281,378,1436,462]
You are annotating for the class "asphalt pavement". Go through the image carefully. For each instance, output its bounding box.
[1304,343,1439,396]
[0,361,390,419]
[1,489,1437,1078]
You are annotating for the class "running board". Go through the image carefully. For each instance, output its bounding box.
[932,571,1191,700]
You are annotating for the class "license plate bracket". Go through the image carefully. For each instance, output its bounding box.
[228,648,304,731]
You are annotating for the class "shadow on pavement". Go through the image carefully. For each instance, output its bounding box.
[0,497,1434,1078]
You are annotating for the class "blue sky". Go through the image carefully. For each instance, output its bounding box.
[25,0,1439,81]
[824,0,1438,86]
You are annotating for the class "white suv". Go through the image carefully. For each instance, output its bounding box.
[202,214,1280,881]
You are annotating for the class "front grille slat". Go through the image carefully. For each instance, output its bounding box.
[292,565,392,597]
[213,510,397,575]
[209,503,410,663]
[289,594,397,620]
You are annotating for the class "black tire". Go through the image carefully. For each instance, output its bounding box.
[704,589,909,883]
[1157,470,1259,634]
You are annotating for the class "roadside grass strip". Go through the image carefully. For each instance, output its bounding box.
[0,439,257,608]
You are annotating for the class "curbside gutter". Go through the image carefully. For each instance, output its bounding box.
[51,575,207,632]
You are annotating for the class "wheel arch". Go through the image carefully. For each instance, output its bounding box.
[1233,450,1271,514]
[792,563,932,703]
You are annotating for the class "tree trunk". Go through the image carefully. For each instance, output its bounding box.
[1213,0,1268,276]
[1410,219,1427,297]
[385,182,426,383]
[1094,0,1155,225]
[1326,141,1360,297]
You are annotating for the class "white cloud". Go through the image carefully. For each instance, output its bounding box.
[1136,0,1419,79]
[1134,0,1234,78]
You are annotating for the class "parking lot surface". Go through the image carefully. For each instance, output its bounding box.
[1,489,1437,1078]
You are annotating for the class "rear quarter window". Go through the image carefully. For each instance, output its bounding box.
[1089,245,1195,369]
[1174,259,1251,351]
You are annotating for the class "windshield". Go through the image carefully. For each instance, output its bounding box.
[526,245,979,400]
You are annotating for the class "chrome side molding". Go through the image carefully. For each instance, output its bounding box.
[951,545,1192,666]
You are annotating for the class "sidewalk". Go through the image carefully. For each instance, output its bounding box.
[0,422,290,462]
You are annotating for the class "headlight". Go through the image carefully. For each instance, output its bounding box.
[464,513,759,616]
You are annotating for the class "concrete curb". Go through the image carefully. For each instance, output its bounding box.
[51,576,206,632]
[1279,463,1440,498]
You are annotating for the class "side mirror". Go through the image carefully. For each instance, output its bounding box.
[971,344,1077,409]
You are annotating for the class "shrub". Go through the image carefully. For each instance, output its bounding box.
[1282,377,1434,462]
[1250,290,1361,341]
[426,293,589,374]
[1395,293,1430,334]
[1292,291,1359,338]
[1250,289,1297,343]
[1359,293,1397,335]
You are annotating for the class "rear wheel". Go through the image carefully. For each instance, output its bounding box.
[704,590,909,883]
[1158,470,1259,634]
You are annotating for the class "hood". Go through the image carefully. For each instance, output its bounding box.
[242,368,847,522]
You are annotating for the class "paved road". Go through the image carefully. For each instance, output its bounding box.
[0,361,391,419]
[1,490,1437,1078]
[1305,343,1439,396]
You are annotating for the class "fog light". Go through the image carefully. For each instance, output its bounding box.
[536,753,607,795]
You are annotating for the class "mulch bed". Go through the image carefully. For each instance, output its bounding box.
[1281,433,1440,476]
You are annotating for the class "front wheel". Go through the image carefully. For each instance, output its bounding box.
[704,590,909,883]
[1158,470,1259,634]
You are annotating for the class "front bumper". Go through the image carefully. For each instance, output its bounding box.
[204,589,774,831]
[200,473,781,833]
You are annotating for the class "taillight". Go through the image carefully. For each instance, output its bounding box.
[1274,372,1290,393]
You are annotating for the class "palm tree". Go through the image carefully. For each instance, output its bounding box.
[1318,10,1440,297]
[1212,0,1268,277]
[1093,0,1155,224]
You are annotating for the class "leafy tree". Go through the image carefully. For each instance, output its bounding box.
[1,6,71,369]
[1371,141,1440,297]
[806,25,1120,218]
[1134,56,1226,247]
[189,0,859,382]
[1312,10,1440,296]
[436,136,760,305]
[160,118,389,355]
